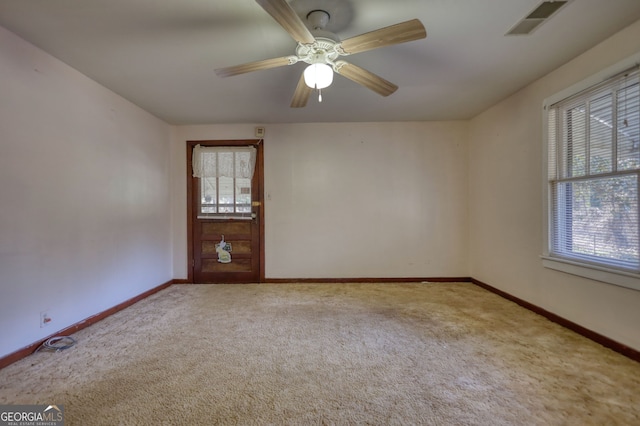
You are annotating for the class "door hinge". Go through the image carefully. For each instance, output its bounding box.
[192,259,195,267]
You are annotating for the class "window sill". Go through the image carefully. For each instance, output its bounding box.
[197,216,253,220]
[541,256,640,292]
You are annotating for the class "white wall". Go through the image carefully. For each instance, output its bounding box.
[468,20,640,351]
[0,26,173,358]
[172,122,469,279]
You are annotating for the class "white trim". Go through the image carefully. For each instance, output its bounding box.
[543,52,640,109]
[541,256,640,291]
[542,101,552,258]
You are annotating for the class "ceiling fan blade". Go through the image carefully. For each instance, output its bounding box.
[338,19,426,55]
[290,73,313,108]
[335,61,398,97]
[255,0,316,44]
[215,56,296,78]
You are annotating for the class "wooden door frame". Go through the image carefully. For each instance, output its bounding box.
[186,139,265,283]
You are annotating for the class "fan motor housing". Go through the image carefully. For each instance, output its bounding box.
[296,37,341,66]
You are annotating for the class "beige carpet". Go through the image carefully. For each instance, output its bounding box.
[1,283,639,425]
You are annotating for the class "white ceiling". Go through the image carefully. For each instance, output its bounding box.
[1,0,640,124]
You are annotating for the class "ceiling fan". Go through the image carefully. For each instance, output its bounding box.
[215,0,427,107]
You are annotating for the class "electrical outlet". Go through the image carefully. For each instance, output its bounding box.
[40,311,52,328]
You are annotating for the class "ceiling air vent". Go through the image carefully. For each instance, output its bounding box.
[506,1,569,36]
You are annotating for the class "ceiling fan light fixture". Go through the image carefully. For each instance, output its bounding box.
[303,63,333,89]
[216,0,427,108]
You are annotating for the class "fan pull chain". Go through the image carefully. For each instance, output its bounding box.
[313,82,323,103]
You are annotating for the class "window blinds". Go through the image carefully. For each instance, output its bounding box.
[548,66,640,270]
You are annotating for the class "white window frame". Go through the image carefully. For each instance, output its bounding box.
[542,52,640,292]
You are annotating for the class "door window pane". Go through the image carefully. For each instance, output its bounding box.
[195,148,254,219]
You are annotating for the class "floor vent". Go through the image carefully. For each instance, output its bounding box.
[506,1,569,36]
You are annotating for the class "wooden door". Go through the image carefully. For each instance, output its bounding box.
[187,140,264,283]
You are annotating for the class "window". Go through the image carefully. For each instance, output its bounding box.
[544,61,640,289]
[192,145,256,219]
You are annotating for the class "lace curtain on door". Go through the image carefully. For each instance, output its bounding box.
[192,145,257,179]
